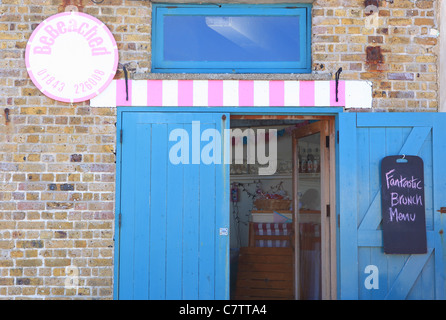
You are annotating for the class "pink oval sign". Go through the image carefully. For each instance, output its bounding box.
[25,12,118,103]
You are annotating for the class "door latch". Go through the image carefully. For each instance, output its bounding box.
[437,207,446,214]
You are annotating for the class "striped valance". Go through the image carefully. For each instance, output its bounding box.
[90,79,372,109]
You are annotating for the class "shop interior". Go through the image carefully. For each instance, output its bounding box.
[229,118,323,300]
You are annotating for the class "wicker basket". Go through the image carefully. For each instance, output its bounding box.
[254,199,292,211]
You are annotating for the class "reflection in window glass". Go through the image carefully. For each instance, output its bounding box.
[164,16,301,62]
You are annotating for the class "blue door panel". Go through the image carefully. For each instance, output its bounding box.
[337,113,358,299]
[339,112,446,300]
[117,112,230,300]
[165,122,185,299]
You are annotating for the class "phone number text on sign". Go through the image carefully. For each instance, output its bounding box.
[25,12,118,103]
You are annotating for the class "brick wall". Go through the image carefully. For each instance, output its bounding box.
[312,0,439,110]
[0,0,440,299]
[0,106,117,299]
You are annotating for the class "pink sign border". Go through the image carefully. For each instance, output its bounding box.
[25,12,119,103]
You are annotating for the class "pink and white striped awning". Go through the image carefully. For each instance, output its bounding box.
[90,79,372,109]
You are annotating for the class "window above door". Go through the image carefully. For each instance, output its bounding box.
[151,4,312,74]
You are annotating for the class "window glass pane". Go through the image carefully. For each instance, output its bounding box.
[163,15,301,62]
[152,4,311,73]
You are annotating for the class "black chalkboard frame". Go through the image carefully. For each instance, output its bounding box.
[380,155,427,254]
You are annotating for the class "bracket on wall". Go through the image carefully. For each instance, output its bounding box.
[123,65,129,101]
[365,0,393,7]
[4,108,10,124]
[366,46,384,65]
[335,67,342,102]
[364,0,379,8]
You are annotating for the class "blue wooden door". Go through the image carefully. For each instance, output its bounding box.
[338,113,446,299]
[116,111,230,300]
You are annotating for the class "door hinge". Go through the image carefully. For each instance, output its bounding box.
[120,129,123,144]
[326,136,330,148]
[326,204,330,217]
[118,213,122,228]
[438,207,446,214]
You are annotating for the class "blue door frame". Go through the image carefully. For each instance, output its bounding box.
[114,107,341,300]
[115,107,446,300]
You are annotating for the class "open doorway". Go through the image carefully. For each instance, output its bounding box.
[229,115,336,300]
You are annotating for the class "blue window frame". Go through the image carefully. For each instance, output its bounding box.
[152,4,312,73]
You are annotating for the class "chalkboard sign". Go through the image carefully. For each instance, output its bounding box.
[381,155,427,254]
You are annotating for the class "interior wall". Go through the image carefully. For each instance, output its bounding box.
[229,122,321,248]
